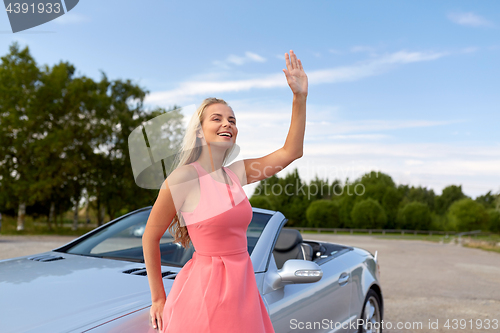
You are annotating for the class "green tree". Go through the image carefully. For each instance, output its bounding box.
[278,169,310,226]
[436,185,467,214]
[476,191,498,210]
[0,43,42,230]
[249,196,275,211]
[399,186,436,212]
[351,198,387,229]
[330,179,343,199]
[338,181,357,228]
[0,42,185,230]
[251,169,311,227]
[339,171,396,228]
[308,176,331,200]
[486,209,500,233]
[360,174,395,203]
[448,198,488,232]
[382,186,403,229]
[306,200,340,228]
[396,201,432,230]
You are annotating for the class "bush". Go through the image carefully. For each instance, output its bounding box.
[397,201,432,230]
[430,212,450,231]
[248,196,275,211]
[487,209,500,233]
[382,187,402,229]
[306,200,340,228]
[350,198,387,229]
[447,198,489,232]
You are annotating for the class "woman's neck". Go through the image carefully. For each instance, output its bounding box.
[196,142,226,173]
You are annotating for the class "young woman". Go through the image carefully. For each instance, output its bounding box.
[143,50,308,332]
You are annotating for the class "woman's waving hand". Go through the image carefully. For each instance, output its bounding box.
[283,50,308,97]
[236,50,308,185]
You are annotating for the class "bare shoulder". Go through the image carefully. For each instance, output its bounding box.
[226,160,248,186]
[161,164,199,212]
[166,164,198,188]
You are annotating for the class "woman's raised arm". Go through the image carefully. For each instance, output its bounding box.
[242,50,308,184]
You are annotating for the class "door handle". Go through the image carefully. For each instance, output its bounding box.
[338,272,349,285]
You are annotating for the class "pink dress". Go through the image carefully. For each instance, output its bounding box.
[161,161,275,333]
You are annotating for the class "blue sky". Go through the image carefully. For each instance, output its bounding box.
[2,0,499,198]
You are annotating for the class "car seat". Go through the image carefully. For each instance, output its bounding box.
[273,229,313,269]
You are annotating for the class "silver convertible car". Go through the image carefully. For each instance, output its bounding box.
[0,207,383,333]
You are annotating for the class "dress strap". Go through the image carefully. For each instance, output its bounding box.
[190,161,207,177]
[222,166,240,188]
[191,161,236,207]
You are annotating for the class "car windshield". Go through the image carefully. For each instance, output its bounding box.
[60,209,272,267]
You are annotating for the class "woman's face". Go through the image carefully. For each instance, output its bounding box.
[199,103,238,146]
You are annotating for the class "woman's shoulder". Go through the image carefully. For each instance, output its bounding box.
[166,163,198,187]
[226,160,248,186]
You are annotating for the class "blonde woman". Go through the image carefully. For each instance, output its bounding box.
[143,50,308,332]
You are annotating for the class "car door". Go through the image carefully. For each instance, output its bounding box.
[263,254,352,333]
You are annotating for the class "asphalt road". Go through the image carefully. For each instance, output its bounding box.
[1,234,499,333]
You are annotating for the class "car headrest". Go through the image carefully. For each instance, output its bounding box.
[274,229,303,252]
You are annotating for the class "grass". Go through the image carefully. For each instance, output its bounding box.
[461,234,500,254]
[0,214,96,236]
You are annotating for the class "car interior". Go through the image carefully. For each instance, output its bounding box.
[272,228,314,269]
[272,228,349,270]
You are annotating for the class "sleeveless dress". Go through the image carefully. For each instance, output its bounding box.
[160,161,275,333]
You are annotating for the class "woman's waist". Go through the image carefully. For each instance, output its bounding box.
[193,247,248,257]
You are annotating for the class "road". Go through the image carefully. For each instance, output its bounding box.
[1,234,499,332]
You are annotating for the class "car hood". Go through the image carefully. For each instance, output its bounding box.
[0,252,179,333]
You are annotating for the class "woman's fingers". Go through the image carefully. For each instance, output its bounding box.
[298,59,303,71]
[285,52,291,72]
[157,315,163,331]
[289,50,296,69]
[291,50,300,69]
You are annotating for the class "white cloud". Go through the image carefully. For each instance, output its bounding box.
[460,47,479,53]
[53,13,89,25]
[447,12,495,27]
[145,49,447,107]
[317,119,460,134]
[214,51,266,68]
[405,159,424,166]
[350,45,377,56]
[245,52,266,62]
[326,134,390,140]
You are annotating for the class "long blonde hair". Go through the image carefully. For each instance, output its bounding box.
[168,97,237,248]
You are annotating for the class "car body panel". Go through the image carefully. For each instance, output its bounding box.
[0,253,182,333]
[264,254,353,333]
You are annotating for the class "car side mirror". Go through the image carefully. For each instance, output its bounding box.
[270,259,323,290]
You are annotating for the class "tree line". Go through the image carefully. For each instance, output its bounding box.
[0,43,183,231]
[249,170,500,233]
